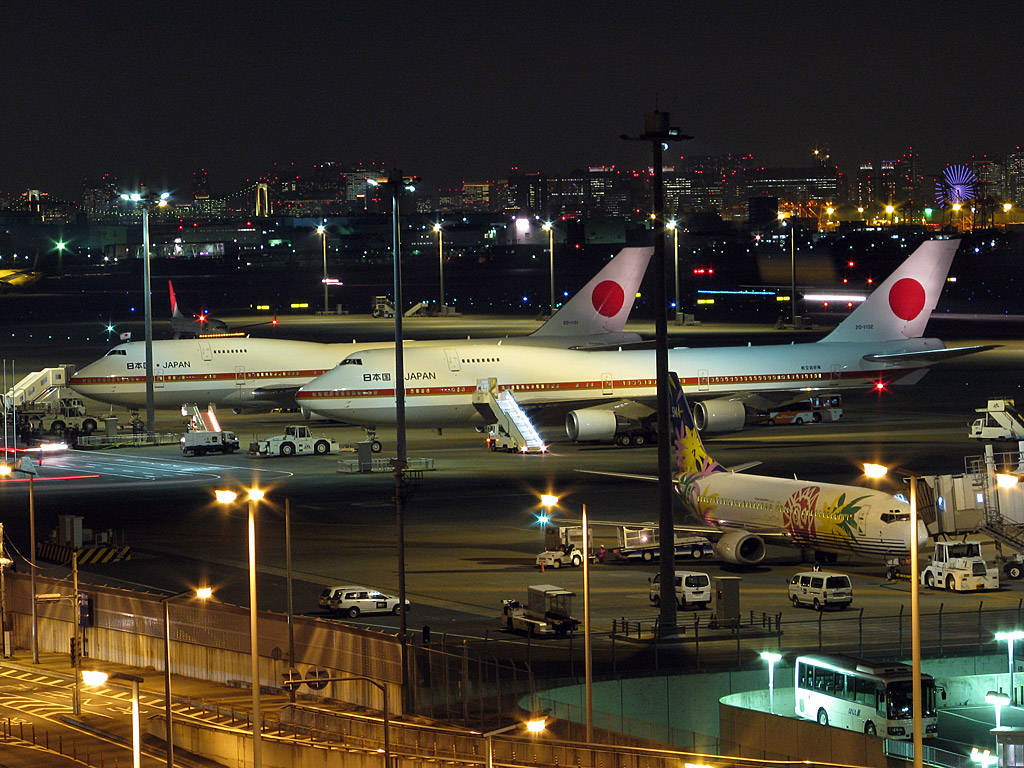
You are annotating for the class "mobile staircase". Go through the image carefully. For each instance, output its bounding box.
[472,378,546,453]
[3,365,73,411]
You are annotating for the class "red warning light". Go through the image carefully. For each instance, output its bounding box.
[874,379,888,392]
[848,261,855,268]
[867,278,874,285]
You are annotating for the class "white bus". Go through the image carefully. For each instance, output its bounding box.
[794,654,939,738]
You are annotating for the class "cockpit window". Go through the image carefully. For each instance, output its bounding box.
[339,358,362,365]
[105,349,127,356]
[881,511,911,524]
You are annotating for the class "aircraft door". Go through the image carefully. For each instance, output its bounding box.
[199,341,212,361]
[601,374,613,395]
[698,369,710,391]
[443,349,461,372]
[830,364,840,382]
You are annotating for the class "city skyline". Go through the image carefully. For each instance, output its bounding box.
[3,1,1020,198]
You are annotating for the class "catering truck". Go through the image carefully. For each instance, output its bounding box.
[501,584,579,636]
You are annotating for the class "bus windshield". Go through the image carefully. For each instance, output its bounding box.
[887,680,936,719]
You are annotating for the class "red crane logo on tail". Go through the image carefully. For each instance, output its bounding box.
[888,278,926,321]
[591,280,625,317]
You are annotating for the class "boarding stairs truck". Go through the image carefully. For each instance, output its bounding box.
[920,540,999,592]
[969,399,1024,440]
[4,365,105,435]
[501,584,579,636]
[250,424,339,457]
[180,404,239,456]
[472,378,546,453]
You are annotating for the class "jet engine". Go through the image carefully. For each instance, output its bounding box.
[565,409,619,442]
[693,398,747,433]
[713,530,766,565]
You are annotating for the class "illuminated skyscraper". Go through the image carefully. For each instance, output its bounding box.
[855,163,875,207]
[1007,148,1024,206]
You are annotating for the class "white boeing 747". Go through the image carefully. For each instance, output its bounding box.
[68,247,653,411]
[584,374,928,565]
[296,239,992,433]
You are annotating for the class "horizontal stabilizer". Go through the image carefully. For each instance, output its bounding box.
[862,344,998,364]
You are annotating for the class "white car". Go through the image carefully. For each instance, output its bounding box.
[319,584,349,610]
[535,546,584,569]
[787,571,853,610]
[649,571,712,608]
[327,585,410,618]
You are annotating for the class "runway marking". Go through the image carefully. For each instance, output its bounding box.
[37,450,294,482]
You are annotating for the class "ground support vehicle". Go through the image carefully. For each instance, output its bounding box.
[326,585,408,617]
[545,521,713,563]
[371,296,395,318]
[969,399,1024,440]
[795,654,940,738]
[250,425,339,457]
[757,395,844,426]
[649,571,711,608]
[535,546,584,569]
[501,584,579,636]
[920,540,999,592]
[787,571,853,610]
[181,430,239,456]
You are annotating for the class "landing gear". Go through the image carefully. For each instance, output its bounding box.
[364,428,383,453]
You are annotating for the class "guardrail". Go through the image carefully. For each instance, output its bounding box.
[75,432,180,449]
[886,738,974,768]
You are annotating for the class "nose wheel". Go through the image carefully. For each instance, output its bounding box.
[364,428,383,453]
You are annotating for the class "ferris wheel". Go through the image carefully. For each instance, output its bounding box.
[935,164,978,207]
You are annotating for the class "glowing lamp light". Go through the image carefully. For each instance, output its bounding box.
[996,473,1020,489]
[1004,203,1014,213]
[666,219,678,230]
[432,222,441,233]
[986,690,1011,729]
[81,670,110,687]
[214,489,238,504]
[316,224,326,235]
[953,203,962,212]
[540,494,559,508]
[885,205,895,214]
[247,488,265,503]
[972,748,998,768]
[535,513,550,526]
[195,586,213,600]
[515,218,531,234]
[863,463,889,479]
[541,221,552,232]
[525,718,546,733]
[0,465,12,476]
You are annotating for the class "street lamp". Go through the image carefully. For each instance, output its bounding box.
[864,462,922,768]
[541,221,555,316]
[119,189,170,437]
[316,224,328,314]
[778,214,797,327]
[484,718,546,768]
[215,487,266,768]
[540,493,593,741]
[885,204,895,225]
[1,456,39,662]
[54,240,67,277]
[161,587,212,767]
[760,651,783,714]
[995,630,1024,704]
[987,690,1011,731]
[433,222,445,311]
[666,219,680,322]
[82,670,144,768]
[972,747,999,768]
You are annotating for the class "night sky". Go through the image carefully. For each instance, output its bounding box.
[3,0,1020,198]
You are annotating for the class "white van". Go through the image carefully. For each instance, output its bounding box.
[649,571,711,609]
[787,571,853,610]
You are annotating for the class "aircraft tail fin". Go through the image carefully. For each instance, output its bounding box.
[169,280,183,318]
[820,239,959,343]
[531,246,653,337]
[669,372,726,477]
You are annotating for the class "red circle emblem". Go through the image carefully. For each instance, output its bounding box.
[591,280,625,317]
[888,278,926,321]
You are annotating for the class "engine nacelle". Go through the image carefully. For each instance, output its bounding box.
[713,530,766,565]
[693,398,747,433]
[565,409,619,442]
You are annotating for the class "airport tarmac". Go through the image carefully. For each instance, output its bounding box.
[2,313,1024,666]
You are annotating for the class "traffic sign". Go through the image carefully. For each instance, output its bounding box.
[282,668,302,691]
[305,668,330,690]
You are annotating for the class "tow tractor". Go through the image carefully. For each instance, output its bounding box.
[535,545,584,569]
[250,425,339,457]
[920,540,999,592]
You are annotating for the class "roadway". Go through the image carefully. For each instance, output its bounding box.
[2,315,1024,666]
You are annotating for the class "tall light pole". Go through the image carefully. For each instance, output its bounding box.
[779,213,797,328]
[82,671,143,768]
[995,631,1024,704]
[865,463,922,768]
[623,110,692,634]
[317,224,328,314]
[666,219,680,322]
[215,488,264,768]
[120,189,169,437]
[541,221,554,316]
[540,494,592,741]
[1,458,39,662]
[760,651,782,714]
[433,222,445,310]
[162,587,212,767]
[54,240,67,277]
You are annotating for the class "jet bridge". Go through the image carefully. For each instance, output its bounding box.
[472,378,546,453]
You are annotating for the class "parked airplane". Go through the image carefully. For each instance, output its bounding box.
[296,239,992,434]
[584,373,928,564]
[169,281,228,338]
[69,247,654,414]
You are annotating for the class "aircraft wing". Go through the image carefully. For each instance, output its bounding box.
[250,384,302,403]
[862,344,998,363]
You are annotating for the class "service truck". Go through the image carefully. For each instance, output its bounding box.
[181,430,240,456]
[920,540,999,592]
[501,584,579,636]
[968,399,1024,440]
[545,520,713,562]
[250,425,340,457]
